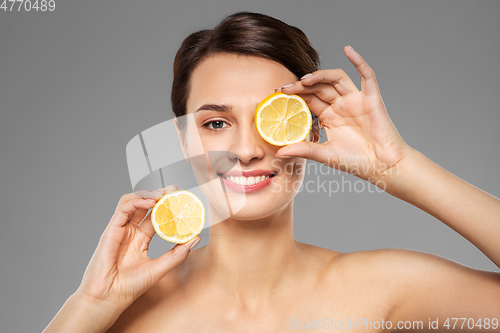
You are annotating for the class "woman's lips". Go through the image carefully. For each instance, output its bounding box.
[218,172,277,193]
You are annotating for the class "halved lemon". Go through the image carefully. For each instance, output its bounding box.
[255,92,312,146]
[151,190,205,244]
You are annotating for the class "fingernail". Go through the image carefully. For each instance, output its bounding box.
[166,185,178,191]
[189,238,201,251]
[135,189,163,200]
[153,186,166,193]
[301,73,313,80]
[153,185,177,194]
[281,83,293,89]
[346,44,354,50]
[277,154,293,158]
[146,199,157,203]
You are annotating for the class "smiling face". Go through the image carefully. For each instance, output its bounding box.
[181,53,308,221]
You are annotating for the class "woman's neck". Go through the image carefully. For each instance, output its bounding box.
[201,199,304,305]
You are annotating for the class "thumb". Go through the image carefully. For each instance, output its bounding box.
[276,141,332,165]
[149,237,201,282]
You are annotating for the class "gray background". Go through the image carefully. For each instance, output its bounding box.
[1,0,499,332]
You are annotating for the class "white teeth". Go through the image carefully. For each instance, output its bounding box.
[222,174,272,185]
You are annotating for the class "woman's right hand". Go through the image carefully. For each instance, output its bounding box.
[75,185,201,316]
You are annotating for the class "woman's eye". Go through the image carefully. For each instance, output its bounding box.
[203,120,229,130]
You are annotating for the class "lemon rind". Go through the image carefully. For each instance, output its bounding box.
[151,190,205,244]
[255,93,312,146]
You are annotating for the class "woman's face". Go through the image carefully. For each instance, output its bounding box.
[182,53,308,221]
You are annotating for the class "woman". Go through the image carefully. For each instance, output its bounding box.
[44,12,500,332]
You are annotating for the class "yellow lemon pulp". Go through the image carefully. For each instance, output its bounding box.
[151,190,205,244]
[255,92,312,146]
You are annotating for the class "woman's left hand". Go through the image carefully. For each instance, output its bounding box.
[276,45,413,189]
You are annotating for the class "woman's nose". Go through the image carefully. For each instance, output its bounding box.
[230,123,266,164]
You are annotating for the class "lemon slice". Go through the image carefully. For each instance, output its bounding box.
[255,92,312,146]
[151,190,205,244]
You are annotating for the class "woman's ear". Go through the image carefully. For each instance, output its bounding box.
[174,117,191,163]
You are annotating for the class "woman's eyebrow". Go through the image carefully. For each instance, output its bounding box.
[195,104,232,113]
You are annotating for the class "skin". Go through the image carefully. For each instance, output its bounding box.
[43,47,500,333]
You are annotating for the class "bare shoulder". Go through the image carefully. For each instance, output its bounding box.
[296,241,344,279]
[327,248,500,290]
[347,248,499,282]
[326,248,500,324]
[293,245,409,318]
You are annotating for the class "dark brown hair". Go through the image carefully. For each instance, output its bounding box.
[171,11,321,141]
